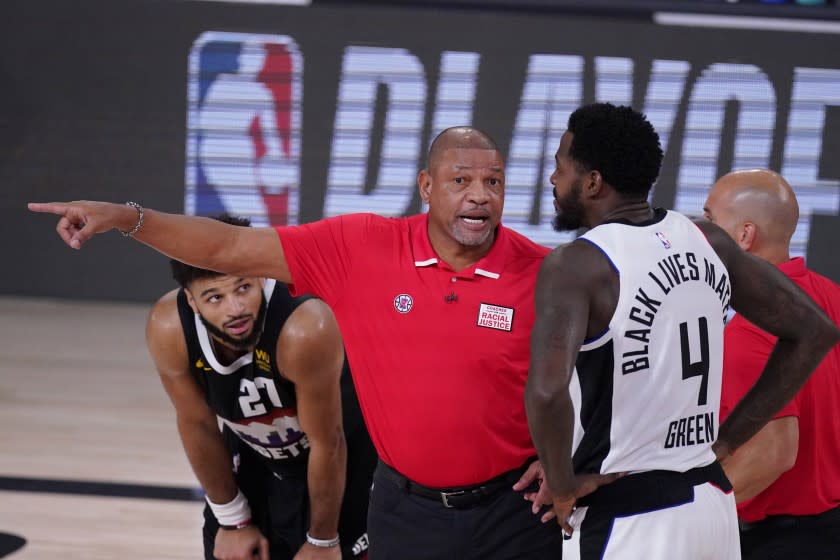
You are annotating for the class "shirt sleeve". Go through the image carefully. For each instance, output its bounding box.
[720,317,800,422]
[275,213,372,306]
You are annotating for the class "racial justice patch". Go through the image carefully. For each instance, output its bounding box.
[477,303,514,332]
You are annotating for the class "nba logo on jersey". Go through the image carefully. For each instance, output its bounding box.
[655,231,672,249]
[185,32,303,227]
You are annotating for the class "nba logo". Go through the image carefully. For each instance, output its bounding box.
[655,231,671,249]
[185,32,303,226]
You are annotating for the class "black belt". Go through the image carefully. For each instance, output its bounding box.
[377,458,535,509]
[741,504,840,532]
[576,461,732,517]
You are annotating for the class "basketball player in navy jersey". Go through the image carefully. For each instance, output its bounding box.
[525,103,839,559]
[146,215,374,560]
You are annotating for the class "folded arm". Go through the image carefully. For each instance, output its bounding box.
[697,221,840,457]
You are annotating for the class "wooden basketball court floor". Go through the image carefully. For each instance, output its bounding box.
[0,296,205,559]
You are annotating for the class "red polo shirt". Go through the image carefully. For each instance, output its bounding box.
[277,213,548,487]
[720,257,840,522]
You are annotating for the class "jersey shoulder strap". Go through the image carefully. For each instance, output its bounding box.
[260,280,316,376]
[176,288,203,363]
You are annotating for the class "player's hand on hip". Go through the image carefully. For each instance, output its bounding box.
[293,541,342,560]
[214,525,270,560]
[28,200,130,250]
[552,472,625,536]
[551,493,578,537]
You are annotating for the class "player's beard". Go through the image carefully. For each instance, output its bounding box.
[199,296,268,352]
[552,178,586,232]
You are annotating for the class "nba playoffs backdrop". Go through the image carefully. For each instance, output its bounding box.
[3,0,839,301]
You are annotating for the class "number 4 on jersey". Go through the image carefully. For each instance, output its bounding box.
[680,317,710,406]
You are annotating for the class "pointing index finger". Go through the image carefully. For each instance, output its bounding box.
[28,202,67,215]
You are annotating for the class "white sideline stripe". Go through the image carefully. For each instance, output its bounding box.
[654,12,840,34]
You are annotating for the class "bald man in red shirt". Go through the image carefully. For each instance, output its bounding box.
[30,127,572,559]
[703,169,840,559]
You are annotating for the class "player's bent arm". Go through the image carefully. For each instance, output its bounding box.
[525,242,595,497]
[697,221,840,456]
[145,291,240,504]
[720,416,798,503]
[278,299,347,542]
[29,201,291,282]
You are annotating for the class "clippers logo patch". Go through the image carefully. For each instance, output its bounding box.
[394,293,414,314]
[655,231,672,249]
[477,303,514,331]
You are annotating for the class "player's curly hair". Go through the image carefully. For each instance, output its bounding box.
[566,103,663,199]
[170,214,251,288]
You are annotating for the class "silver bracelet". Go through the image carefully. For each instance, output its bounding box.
[120,201,144,237]
[305,532,340,548]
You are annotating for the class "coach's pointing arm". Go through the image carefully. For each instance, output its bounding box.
[28,201,292,282]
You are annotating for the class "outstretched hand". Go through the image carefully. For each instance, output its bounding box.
[28,201,130,250]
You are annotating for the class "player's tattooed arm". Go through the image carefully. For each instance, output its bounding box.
[525,241,622,535]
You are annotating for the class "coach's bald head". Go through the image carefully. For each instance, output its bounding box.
[703,169,799,264]
[426,127,499,171]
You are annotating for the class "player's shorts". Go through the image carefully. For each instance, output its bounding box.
[338,414,377,559]
[203,421,376,560]
[203,445,308,560]
[339,362,377,559]
[563,462,740,560]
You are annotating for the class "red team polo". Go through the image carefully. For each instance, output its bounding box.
[720,257,840,522]
[276,213,548,487]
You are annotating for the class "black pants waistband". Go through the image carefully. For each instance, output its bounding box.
[577,461,732,517]
[376,458,535,509]
[741,504,840,532]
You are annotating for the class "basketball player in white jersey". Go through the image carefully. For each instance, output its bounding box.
[524,103,840,560]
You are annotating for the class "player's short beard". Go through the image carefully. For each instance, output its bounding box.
[199,296,268,352]
[552,178,586,232]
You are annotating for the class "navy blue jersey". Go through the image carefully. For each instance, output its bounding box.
[178,280,311,474]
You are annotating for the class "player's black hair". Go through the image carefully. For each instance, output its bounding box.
[566,103,663,199]
[170,214,251,288]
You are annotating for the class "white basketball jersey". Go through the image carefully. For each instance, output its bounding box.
[572,209,732,475]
